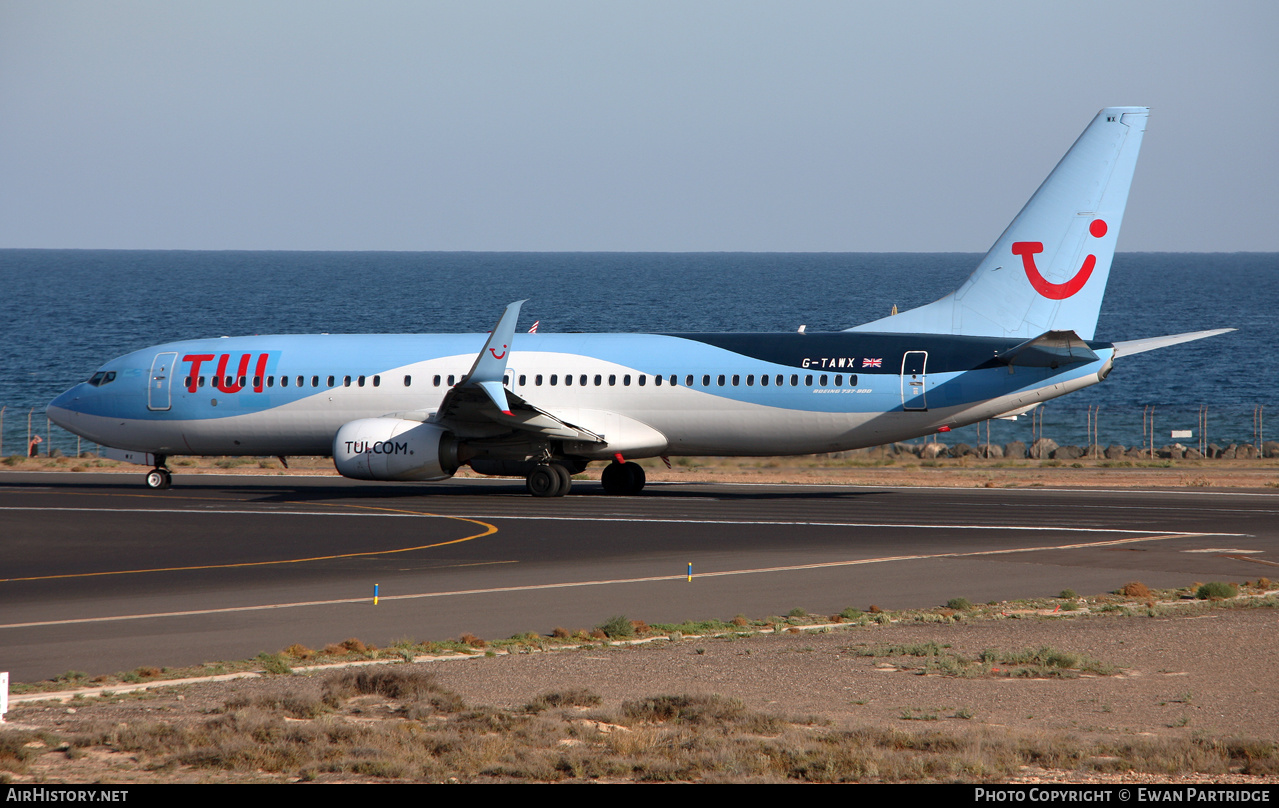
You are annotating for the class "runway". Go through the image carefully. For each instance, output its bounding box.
[2,472,1276,681]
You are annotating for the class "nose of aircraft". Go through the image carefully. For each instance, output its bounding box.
[46,385,84,430]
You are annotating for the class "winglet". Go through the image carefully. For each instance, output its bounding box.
[459,300,525,415]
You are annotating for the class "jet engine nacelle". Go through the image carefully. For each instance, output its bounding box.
[332,418,461,481]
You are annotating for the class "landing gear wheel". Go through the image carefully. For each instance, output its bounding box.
[145,468,172,490]
[600,461,645,495]
[550,463,572,496]
[526,464,562,498]
[626,461,646,494]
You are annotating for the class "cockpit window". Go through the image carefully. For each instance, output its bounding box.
[87,371,117,387]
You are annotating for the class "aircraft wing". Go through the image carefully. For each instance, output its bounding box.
[430,301,605,443]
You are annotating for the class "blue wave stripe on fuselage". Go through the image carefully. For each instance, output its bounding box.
[58,332,1110,422]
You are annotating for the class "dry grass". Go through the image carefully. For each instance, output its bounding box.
[1118,581,1153,599]
[31,680,1278,783]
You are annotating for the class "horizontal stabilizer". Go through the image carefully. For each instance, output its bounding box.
[1112,328,1235,357]
[998,330,1098,368]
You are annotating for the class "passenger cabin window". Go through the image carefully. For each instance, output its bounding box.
[623,375,631,386]
[281,376,289,387]
[448,374,456,386]
[343,376,352,387]
[731,374,740,386]
[594,374,602,386]
[760,374,768,386]
[433,375,441,386]
[805,375,813,386]
[311,376,319,387]
[358,376,366,387]
[201,376,208,388]
[328,376,336,387]
[253,375,262,388]
[820,374,828,386]
[564,374,572,386]
[834,374,842,386]
[717,374,726,386]
[701,374,710,386]
[551,374,558,385]
[535,374,543,386]
[372,375,380,387]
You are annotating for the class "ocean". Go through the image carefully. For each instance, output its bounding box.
[1,250,1274,457]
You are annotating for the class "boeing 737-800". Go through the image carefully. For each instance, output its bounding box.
[47,107,1231,496]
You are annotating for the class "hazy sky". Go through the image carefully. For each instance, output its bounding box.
[2,1,1276,251]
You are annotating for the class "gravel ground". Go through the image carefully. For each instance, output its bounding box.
[6,602,1278,783]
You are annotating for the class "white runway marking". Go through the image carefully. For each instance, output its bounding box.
[0,505,1243,536]
[0,531,1223,631]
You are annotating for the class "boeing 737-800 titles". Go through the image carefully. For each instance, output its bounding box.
[48,107,1231,496]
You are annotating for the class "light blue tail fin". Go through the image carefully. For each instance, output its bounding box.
[850,107,1149,340]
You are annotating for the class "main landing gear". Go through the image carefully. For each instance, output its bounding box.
[600,460,645,496]
[526,463,573,498]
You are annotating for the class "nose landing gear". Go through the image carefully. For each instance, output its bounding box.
[144,454,172,490]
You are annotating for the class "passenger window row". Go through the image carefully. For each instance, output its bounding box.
[509,373,857,388]
[180,371,859,391]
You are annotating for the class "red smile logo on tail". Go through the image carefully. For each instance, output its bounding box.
[1013,218,1107,300]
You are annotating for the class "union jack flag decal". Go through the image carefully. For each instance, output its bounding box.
[862,357,882,368]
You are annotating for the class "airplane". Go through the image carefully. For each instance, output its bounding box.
[47,107,1232,496]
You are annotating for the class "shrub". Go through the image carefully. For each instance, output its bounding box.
[1118,581,1153,598]
[1059,589,1078,599]
[1196,581,1238,600]
[255,653,292,675]
[523,689,602,713]
[596,615,634,639]
[945,597,973,611]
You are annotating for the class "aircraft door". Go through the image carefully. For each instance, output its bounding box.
[147,352,178,411]
[900,351,928,411]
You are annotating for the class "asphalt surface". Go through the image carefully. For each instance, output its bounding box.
[2,472,1276,681]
